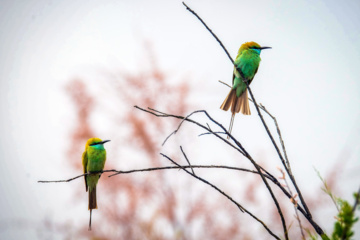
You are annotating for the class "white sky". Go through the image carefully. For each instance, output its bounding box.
[0,0,359,239]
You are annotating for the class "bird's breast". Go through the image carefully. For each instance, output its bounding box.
[87,148,106,172]
[237,53,260,79]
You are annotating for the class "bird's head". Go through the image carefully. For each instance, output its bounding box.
[85,138,110,150]
[239,41,271,55]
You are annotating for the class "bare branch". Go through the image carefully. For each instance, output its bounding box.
[180,146,195,175]
[219,80,232,88]
[136,106,247,157]
[158,108,206,146]
[39,165,271,183]
[182,2,234,65]
[278,168,306,239]
[38,170,117,183]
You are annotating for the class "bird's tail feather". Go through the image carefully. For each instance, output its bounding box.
[88,187,97,210]
[220,88,236,111]
[88,209,92,231]
[88,187,97,231]
[238,89,251,115]
[220,88,251,115]
[220,88,251,139]
[227,113,235,139]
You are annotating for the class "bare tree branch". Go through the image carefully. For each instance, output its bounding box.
[180,146,195,175]
[353,186,360,213]
[182,2,234,65]
[38,165,269,183]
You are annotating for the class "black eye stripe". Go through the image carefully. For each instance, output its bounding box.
[90,142,101,146]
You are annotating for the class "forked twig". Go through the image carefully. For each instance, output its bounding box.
[180,146,195,175]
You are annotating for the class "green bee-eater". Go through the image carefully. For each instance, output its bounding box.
[220,41,271,137]
[82,137,110,230]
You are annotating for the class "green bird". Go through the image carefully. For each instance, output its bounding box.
[220,41,271,137]
[82,137,110,230]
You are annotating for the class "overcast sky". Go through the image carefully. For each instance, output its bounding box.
[0,0,359,239]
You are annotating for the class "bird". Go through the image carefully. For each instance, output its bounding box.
[220,41,271,138]
[82,137,110,230]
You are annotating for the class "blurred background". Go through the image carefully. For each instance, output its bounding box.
[0,0,359,239]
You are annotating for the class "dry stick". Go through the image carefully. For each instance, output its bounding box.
[279,168,306,240]
[38,166,273,183]
[259,104,291,172]
[182,2,234,64]
[182,2,288,239]
[161,152,281,240]
[162,153,245,213]
[161,109,203,146]
[38,170,117,183]
[353,186,360,213]
[180,146,195,175]
[141,106,248,157]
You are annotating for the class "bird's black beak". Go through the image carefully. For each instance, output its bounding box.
[90,140,111,146]
[260,46,272,50]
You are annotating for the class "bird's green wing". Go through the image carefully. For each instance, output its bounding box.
[247,65,259,85]
[82,150,88,192]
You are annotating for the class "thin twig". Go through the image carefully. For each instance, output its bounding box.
[198,131,226,137]
[39,165,274,182]
[182,2,234,65]
[155,108,206,146]
[278,168,306,240]
[219,80,232,88]
[165,153,245,212]
[180,146,195,175]
[353,186,360,213]
[136,106,247,157]
[38,170,117,183]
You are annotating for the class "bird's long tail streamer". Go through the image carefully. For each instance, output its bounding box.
[89,209,92,231]
[227,113,235,139]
